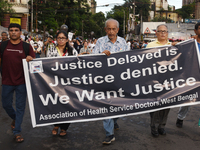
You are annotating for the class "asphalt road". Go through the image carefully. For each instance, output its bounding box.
[0,54,200,150]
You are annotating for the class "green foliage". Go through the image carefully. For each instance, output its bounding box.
[29,0,105,38]
[0,0,15,22]
[106,0,151,37]
[151,16,173,23]
[175,2,195,20]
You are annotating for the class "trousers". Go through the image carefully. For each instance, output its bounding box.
[103,118,118,136]
[1,84,27,135]
[150,109,170,128]
[177,106,190,120]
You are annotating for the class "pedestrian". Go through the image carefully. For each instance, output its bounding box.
[79,40,91,55]
[74,37,83,53]
[0,23,35,143]
[176,22,200,128]
[44,35,55,57]
[1,31,9,42]
[47,30,77,136]
[33,42,41,58]
[93,18,128,145]
[36,36,44,50]
[146,24,173,137]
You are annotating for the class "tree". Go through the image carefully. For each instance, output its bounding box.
[106,0,151,37]
[175,2,195,21]
[0,0,15,22]
[28,0,106,39]
[125,0,151,21]
[151,16,172,23]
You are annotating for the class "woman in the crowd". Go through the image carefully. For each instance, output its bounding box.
[47,30,78,136]
[79,40,92,55]
[33,42,41,58]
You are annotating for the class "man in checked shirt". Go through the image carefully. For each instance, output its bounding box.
[93,18,128,145]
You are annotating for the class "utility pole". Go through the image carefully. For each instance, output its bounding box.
[123,10,125,38]
[36,0,37,32]
[31,0,33,34]
[133,0,136,38]
[82,20,83,38]
[133,0,136,31]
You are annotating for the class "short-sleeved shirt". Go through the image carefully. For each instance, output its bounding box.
[0,40,35,85]
[47,46,78,57]
[93,35,127,54]
[146,39,171,48]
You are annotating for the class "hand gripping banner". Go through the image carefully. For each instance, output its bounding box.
[23,39,200,127]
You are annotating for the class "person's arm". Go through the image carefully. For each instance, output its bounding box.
[26,56,34,62]
[26,45,36,62]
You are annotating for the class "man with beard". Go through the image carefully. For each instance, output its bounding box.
[0,23,35,143]
[93,18,128,144]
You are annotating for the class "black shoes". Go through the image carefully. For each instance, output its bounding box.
[176,118,183,128]
[158,128,166,135]
[151,126,159,137]
[151,126,166,137]
[102,135,115,145]
[114,123,119,130]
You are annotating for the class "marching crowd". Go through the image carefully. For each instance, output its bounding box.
[0,19,200,145]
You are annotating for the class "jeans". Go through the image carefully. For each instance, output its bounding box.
[103,118,118,136]
[177,106,190,120]
[1,84,27,135]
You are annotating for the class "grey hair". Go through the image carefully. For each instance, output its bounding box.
[156,24,168,31]
[105,18,119,28]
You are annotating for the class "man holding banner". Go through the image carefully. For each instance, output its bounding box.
[93,18,128,145]
[146,24,172,137]
[0,23,35,143]
[176,22,200,128]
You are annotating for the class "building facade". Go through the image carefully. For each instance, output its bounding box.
[1,0,29,30]
[149,0,179,22]
[182,0,195,6]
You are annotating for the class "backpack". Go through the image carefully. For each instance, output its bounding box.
[0,40,30,73]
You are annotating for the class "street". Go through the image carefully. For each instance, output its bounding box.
[0,55,200,150]
[0,85,200,150]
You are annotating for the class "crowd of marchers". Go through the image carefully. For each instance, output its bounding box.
[0,20,200,145]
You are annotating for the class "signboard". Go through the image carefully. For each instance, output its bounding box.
[142,22,165,34]
[10,18,21,25]
[144,27,151,34]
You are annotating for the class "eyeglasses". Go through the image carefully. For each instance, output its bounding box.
[57,37,67,40]
[9,29,20,32]
[157,30,168,34]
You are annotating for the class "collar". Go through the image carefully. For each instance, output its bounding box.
[105,35,120,44]
[155,39,171,45]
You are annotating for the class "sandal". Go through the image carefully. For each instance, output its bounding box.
[14,134,24,143]
[59,129,67,137]
[11,120,15,130]
[52,126,59,135]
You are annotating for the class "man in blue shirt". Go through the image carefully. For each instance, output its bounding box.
[93,18,128,144]
[176,22,200,128]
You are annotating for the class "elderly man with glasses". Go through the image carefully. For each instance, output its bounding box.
[146,24,171,137]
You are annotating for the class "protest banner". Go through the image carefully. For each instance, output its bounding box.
[23,39,200,127]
